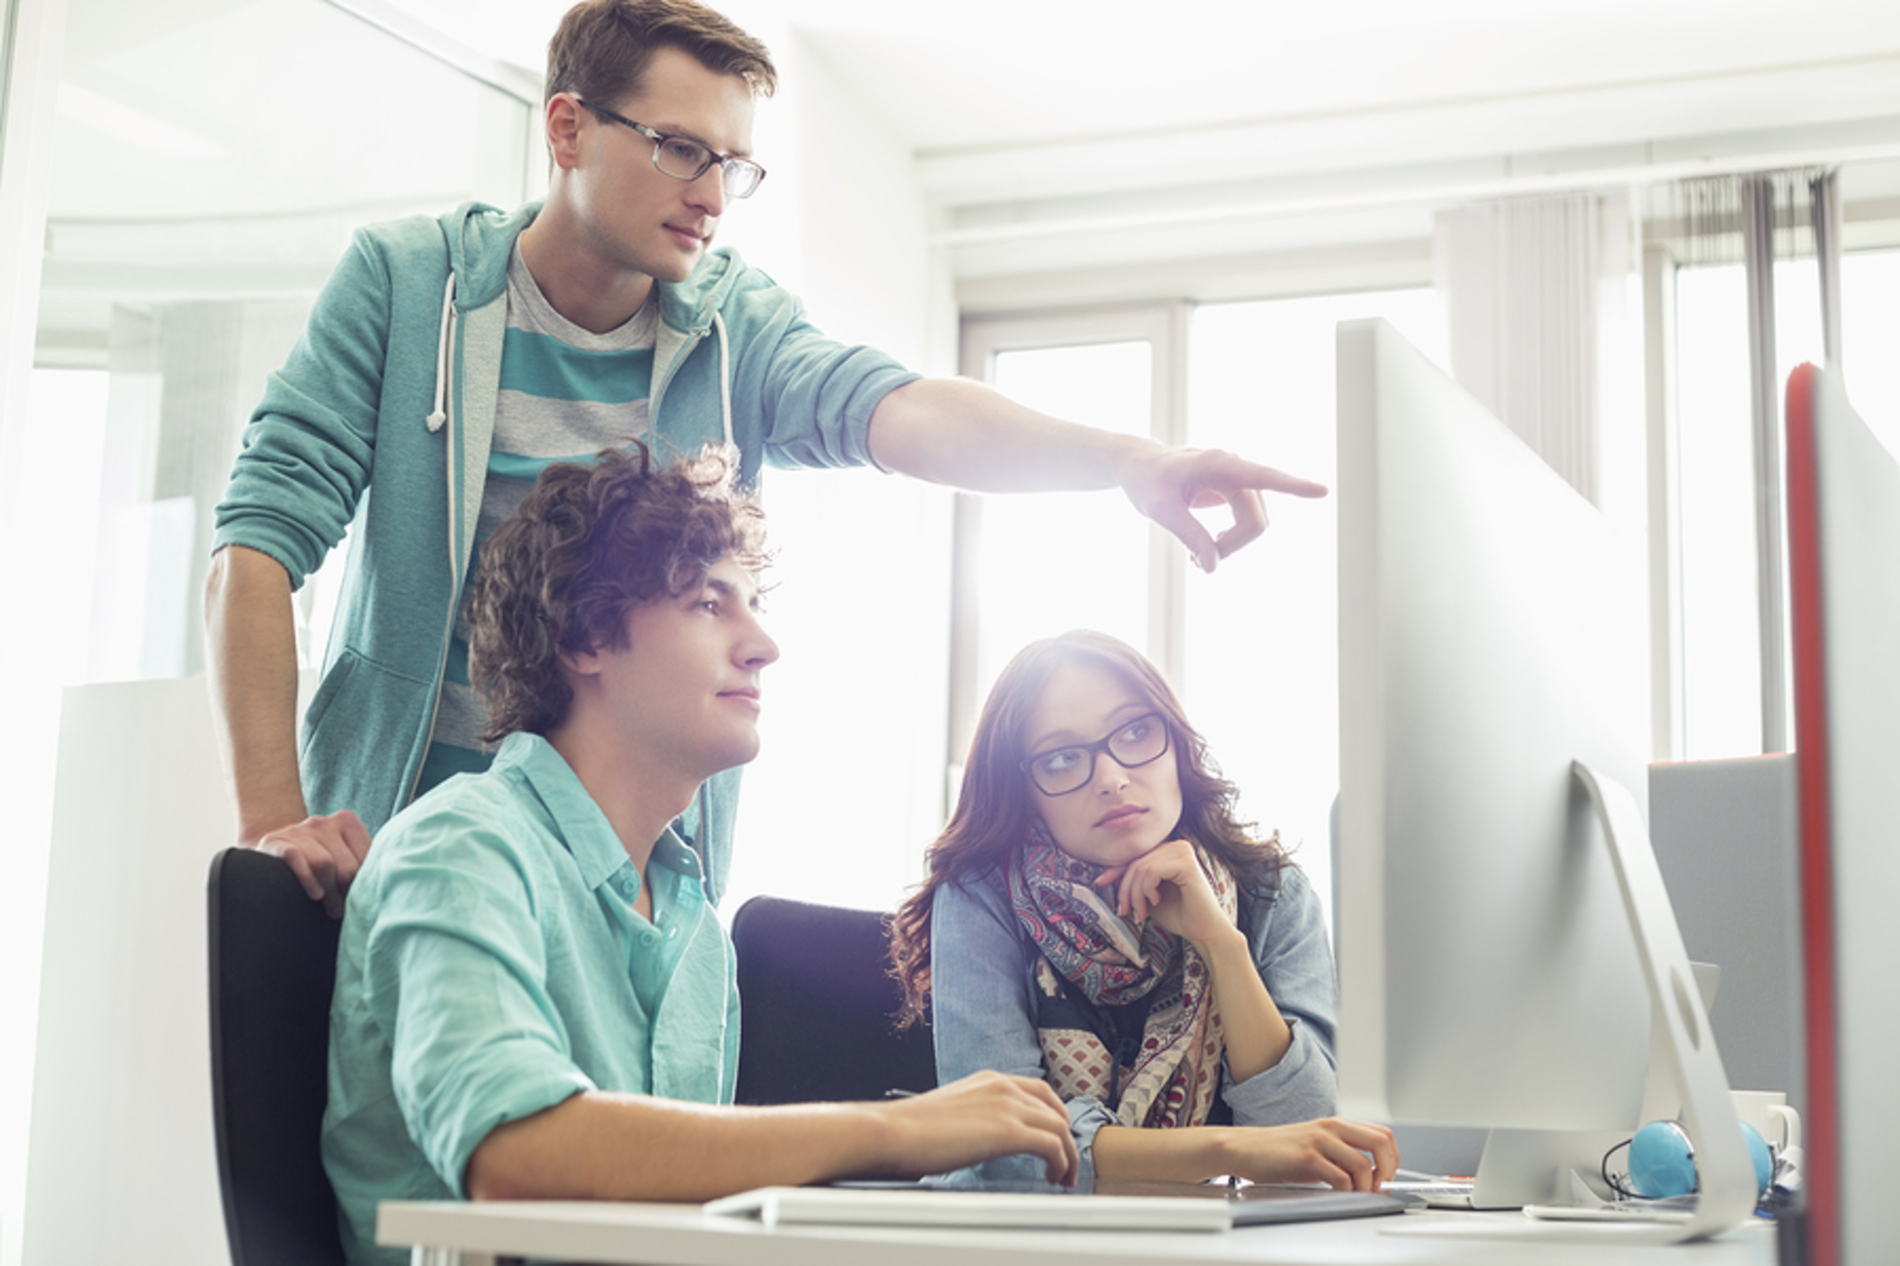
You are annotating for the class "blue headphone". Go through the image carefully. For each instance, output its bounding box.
[1625,1120,1774,1199]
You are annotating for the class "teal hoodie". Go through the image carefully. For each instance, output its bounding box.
[213,200,919,902]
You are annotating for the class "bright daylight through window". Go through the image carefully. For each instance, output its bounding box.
[957,290,1448,929]
[1674,248,1900,760]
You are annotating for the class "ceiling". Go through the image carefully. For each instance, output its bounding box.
[56,0,1900,202]
[37,0,1900,342]
[359,0,1900,286]
[410,0,1900,155]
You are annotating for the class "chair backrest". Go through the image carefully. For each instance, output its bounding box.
[730,895,938,1105]
[207,848,345,1266]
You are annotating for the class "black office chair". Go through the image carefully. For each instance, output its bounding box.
[207,847,346,1266]
[730,895,938,1105]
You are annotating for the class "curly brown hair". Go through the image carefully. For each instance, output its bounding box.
[888,629,1288,1028]
[466,442,768,741]
[546,0,777,106]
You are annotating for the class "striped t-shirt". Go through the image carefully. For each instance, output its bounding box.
[420,245,660,792]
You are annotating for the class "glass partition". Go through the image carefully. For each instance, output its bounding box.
[38,0,534,681]
[4,9,534,1263]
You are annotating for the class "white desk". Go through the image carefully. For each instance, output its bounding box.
[379,1199,1780,1266]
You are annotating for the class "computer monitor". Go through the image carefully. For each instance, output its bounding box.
[1332,319,1756,1238]
[1786,361,1900,1266]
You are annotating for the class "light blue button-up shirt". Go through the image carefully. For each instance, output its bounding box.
[930,862,1339,1186]
[322,731,738,1266]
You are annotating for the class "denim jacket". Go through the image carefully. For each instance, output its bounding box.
[930,861,1339,1185]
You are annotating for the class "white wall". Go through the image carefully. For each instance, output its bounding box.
[23,678,234,1266]
[714,13,950,368]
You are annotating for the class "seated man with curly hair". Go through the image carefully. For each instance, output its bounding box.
[320,443,1076,1266]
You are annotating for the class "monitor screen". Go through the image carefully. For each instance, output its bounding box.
[1333,316,1652,1135]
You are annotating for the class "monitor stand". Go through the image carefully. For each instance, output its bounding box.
[1387,762,1760,1244]
[1463,960,1724,1210]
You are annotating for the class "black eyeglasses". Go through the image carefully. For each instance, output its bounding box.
[1020,713,1171,797]
[576,98,767,199]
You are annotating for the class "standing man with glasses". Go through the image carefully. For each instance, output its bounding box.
[206,0,1328,915]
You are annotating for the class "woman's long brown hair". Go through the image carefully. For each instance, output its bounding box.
[888,629,1286,1027]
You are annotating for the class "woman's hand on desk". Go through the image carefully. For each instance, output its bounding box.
[872,1071,1080,1187]
[1094,1118,1399,1191]
[1223,1118,1400,1191]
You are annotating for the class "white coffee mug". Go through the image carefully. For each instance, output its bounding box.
[1731,1089,1802,1152]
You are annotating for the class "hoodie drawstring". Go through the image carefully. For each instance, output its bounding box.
[712,310,734,448]
[425,271,456,433]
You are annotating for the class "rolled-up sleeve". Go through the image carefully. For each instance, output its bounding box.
[1221,866,1340,1126]
[364,818,592,1196]
[212,230,392,587]
[719,268,921,474]
[930,877,1121,1184]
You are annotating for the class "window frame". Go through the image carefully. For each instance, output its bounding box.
[951,302,1191,769]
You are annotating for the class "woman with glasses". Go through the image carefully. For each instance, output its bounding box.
[890,630,1396,1190]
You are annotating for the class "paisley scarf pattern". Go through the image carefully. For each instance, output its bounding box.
[1006,825,1235,1129]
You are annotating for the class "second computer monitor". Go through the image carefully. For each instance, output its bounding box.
[1334,317,1653,1135]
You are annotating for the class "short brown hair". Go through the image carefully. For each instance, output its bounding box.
[467,443,769,740]
[545,0,777,106]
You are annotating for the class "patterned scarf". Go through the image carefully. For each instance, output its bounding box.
[1006,825,1235,1129]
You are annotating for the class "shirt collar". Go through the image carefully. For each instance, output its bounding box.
[493,731,706,890]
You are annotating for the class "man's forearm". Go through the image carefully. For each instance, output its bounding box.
[465,1072,1079,1202]
[867,377,1159,493]
[466,1094,893,1203]
[204,544,308,844]
[865,375,1327,572]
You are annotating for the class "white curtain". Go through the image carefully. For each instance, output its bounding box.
[1435,192,1636,517]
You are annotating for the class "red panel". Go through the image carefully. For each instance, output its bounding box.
[1784,361,1837,1266]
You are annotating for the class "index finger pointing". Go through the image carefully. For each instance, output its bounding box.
[1211,455,1328,499]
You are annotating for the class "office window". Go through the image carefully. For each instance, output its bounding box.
[950,306,1185,776]
[1183,291,1448,924]
[1840,249,1900,456]
[951,291,1445,929]
[976,339,1157,684]
[723,467,954,916]
[1673,248,1900,760]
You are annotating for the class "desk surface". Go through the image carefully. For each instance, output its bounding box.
[380,1198,1780,1266]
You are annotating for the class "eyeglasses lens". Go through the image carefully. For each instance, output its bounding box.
[652,137,763,198]
[1029,715,1168,795]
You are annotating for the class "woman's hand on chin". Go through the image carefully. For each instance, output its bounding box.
[1099,838,1229,948]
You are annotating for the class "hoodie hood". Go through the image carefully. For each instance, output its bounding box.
[434,198,748,334]
[437,200,536,310]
